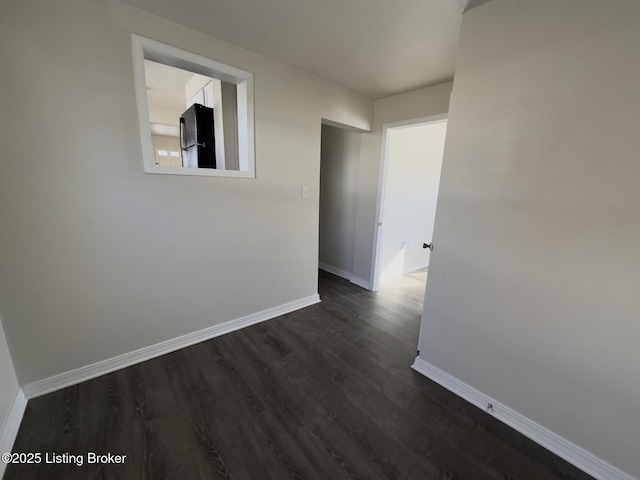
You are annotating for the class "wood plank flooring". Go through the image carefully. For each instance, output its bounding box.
[4,270,593,479]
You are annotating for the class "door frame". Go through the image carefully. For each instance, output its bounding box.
[369,113,448,292]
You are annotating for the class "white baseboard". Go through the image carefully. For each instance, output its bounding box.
[23,295,320,399]
[317,263,372,291]
[0,389,27,478]
[349,275,371,290]
[319,262,352,281]
[411,357,634,480]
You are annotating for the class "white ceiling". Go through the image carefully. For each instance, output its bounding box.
[144,60,193,110]
[122,0,476,99]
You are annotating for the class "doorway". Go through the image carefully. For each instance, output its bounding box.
[318,123,362,281]
[371,115,447,292]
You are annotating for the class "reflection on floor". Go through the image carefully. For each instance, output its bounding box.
[378,267,428,314]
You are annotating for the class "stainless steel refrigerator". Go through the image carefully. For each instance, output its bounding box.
[180,104,216,169]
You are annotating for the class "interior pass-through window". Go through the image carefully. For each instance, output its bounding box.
[131,35,255,178]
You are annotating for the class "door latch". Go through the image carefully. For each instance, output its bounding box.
[423,242,433,251]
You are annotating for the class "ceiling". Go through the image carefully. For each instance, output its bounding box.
[144,60,193,110]
[122,0,477,99]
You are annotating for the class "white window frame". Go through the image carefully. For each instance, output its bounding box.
[131,34,255,178]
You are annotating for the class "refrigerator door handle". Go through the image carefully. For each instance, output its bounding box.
[179,118,185,148]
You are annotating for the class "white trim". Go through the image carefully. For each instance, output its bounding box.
[318,263,352,281]
[0,389,27,477]
[321,118,369,133]
[349,276,371,290]
[23,295,320,399]
[411,357,635,480]
[316,261,372,291]
[369,124,392,292]
[370,114,448,292]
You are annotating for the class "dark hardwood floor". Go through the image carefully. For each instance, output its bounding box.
[4,270,593,480]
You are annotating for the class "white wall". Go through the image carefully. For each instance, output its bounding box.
[352,82,452,285]
[221,81,239,170]
[418,1,640,477]
[184,73,210,100]
[0,319,19,435]
[319,124,361,277]
[379,121,446,283]
[151,134,180,148]
[148,103,183,126]
[0,0,372,385]
[0,318,21,478]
